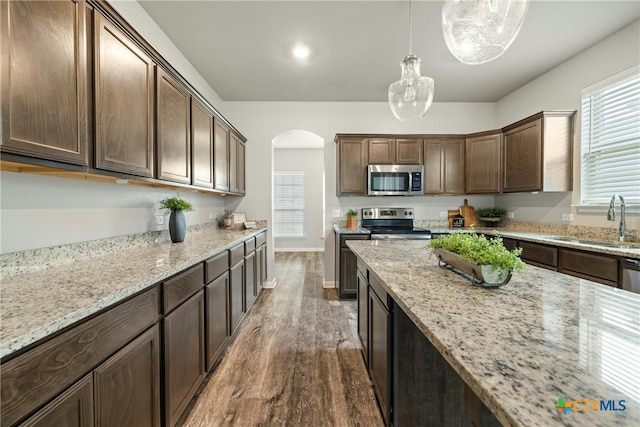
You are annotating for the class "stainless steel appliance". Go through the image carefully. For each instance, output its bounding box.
[361,207,431,240]
[622,258,640,294]
[367,164,423,196]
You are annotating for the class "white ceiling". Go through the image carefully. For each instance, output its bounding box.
[138,0,640,102]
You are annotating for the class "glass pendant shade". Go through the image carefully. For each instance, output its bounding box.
[442,0,529,65]
[388,55,435,122]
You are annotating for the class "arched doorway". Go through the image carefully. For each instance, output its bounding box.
[272,130,325,252]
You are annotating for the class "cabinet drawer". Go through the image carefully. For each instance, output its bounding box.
[163,264,204,314]
[369,274,389,310]
[229,244,244,266]
[560,249,619,285]
[340,234,370,248]
[357,258,368,280]
[519,241,558,269]
[256,232,266,247]
[205,251,228,284]
[244,237,256,255]
[1,287,159,427]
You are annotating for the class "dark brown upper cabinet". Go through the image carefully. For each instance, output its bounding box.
[237,140,246,194]
[156,68,191,184]
[423,138,465,194]
[229,132,239,193]
[465,131,502,194]
[336,136,368,195]
[190,98,214,188]
[502,111,574,193]
[94,12,155,177]
[213,120,230,192]
[368,138,422,164]
[0,0,90,166]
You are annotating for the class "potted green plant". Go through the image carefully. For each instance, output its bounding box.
[346,209,358,229]
[476,208,507,227]
[160,197,193,243]
[222,209,234,228]
[429,232,525,287]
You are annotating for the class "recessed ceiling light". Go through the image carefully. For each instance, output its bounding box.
[292,44,310,59]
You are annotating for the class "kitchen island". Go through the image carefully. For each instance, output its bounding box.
[348,240,639,427]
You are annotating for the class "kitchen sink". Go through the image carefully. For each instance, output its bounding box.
[543,236,640,249]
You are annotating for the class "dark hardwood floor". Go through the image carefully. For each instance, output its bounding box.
[181,252,384,427]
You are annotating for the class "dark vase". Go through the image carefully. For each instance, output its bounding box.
[169,210,186,243]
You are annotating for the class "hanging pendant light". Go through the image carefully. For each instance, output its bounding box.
[389,0,434,122]
[442,0,529,65]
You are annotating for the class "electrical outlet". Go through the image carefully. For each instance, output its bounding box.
[332,209,341,218]
[155,215,164,225]
[506,212,514,219]
[562,213,574,221]
[439,211,447,218]
[156,258,164,268]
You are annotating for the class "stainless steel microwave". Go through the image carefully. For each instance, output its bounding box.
[367,164,424,196]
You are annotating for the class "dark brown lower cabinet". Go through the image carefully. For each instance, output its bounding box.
[20,374,94,427]
[357,267,369,367]
[163,291,205,427]
[94,325,161,427]
[560,249,619,287]
[245,251,256,311]
[256,244,266,292]
[206,271,230,371]
[393,307,498,427]
[519,241,558,270]
[229,259,245,335]
[336,233,370,299]
[369,277,391,425]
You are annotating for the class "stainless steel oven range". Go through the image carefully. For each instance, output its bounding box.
[361,207,432,240]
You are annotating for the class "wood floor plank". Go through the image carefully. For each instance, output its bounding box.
[180,252,383,427]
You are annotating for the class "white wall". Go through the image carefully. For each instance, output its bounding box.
[495,20,640,231]
[274,148,325,251]
[222,101,497,283]
[0,171,226,253]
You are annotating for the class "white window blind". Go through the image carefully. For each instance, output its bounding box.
[581,67,640,205]
[274,171,305,237]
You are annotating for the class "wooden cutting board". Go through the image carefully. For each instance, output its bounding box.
[459,199,476,227]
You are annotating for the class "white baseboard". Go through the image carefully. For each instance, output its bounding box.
[274,248,325,252]
[323,280,337,289]
[263,278,277,289]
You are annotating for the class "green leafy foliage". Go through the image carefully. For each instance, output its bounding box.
[347,209,358,216]
[160,197,193,213]
[429,232,525,272]
[476,208,506,218]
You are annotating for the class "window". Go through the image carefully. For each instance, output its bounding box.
[274,171,305,237]
[581,66,640,206]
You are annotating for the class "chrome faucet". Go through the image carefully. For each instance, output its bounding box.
[607,193,626,242]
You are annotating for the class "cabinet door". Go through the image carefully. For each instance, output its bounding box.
[338,138,368,195]
[229,133,239,192]
[1,0,89,166]
[340,248,358,299]
[20,374,94,427]
[244,252,256,311]
[465,133,502,193]
[206,271,229,371]
[229,260,245,334]
[357,269,369,367]
[368,138,394,164]
[191,98,214,188]
[396,138,423,164]
[94,12,155,177]
[237,141,246,194]
[256,245,265,292]
[503,119,542,192]
[163,292,205,427]
[213,120,230,192]
[94,325,161,427]
[443,138,465,194]
[423,139,443,193]
[369,289,390,424]
[157,68,191,184]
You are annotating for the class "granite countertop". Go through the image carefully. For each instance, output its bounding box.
[0,226,267,359]
[333,223,371,235]
[348,240,640,427]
